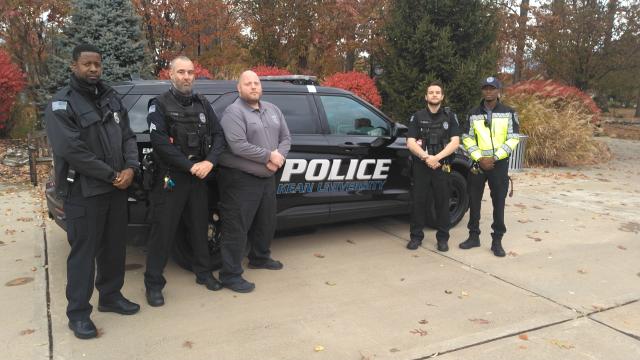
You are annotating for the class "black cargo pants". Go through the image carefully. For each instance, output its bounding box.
[64,186,127,321]
[410,159,451,243]
[217,167,276,285]
[144,170,211,290]
[467,158,509,239]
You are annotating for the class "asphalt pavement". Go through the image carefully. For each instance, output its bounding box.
[1,137,638,360]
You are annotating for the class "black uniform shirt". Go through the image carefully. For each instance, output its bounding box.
[45,75,139,198]
[147,89,225,173]
[407,107,461,142]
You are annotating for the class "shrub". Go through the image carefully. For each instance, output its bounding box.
[0,50,27,137]
[506,80,601,126]
[322,71,382,108]
[251,66,292,76]
[158,62,213,80]
[504,82,610,167]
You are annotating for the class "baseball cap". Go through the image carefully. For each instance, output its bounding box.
[481,76,501,89]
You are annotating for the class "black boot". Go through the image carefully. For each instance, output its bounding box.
[491,237,506,257]
[459,234,480,249]
[436,240,449,252]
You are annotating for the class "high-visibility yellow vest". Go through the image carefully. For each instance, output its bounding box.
[462,104,519,162]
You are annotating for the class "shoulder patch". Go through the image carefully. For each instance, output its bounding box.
[52,101,68,112]
[148,104,156,114]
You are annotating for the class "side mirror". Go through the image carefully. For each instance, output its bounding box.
[392,122,408,138]
[368,122,408,148]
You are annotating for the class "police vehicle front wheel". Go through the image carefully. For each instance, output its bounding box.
[171,216,223,272]
[448,171,469,227]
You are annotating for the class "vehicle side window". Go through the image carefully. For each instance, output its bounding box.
[212,92,238,118]
[262,94,318,134]
[320,96,390,136]
[128,95,156,133]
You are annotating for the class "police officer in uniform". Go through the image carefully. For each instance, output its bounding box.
[406,81,461,251]
[45,44,140,339]
[460,77,520,257]
[144,56,225,306]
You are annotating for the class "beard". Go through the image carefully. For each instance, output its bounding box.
[427,99,442,106]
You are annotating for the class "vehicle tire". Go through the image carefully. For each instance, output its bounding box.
[171,213,223,272]
[425,170,469,227]
[448,170,469,227]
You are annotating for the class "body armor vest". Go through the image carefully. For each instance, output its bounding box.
[416,109,451,162]
[156,91,212,161]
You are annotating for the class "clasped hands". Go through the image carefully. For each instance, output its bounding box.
[267,150,285,172]
[190,160,214,179]
[422,154,441,169]
[478,156,495,171]
[112,168,134,190]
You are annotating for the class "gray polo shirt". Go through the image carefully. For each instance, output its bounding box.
[219,97,291,177]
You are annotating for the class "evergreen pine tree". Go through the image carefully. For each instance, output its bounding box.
[46,0,149,86]
[378,0,499,123]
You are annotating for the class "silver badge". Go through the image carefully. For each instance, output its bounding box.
[199,113,206,124]
[443,121,449,130]
[487,76,495,83]
[113,112,120,124]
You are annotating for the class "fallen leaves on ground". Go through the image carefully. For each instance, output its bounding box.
[508,251,519,257]
[16,217,34,222]
[577,269,588,274]
[409,328,428,336]
[346,239,356,244]
[518,219,532,223]
[0,240,5,246]
[5,277,34,286]
[313,253,325,258]
[183,341,193,349]
[618,222,640,233]
[549,339,574,349]
[444,289,452,294]
[314,345,325,352]
[514,203,527,209]
[325,281,336,286]
[518,333,529,341]
[527,235,542,242]
[468,318,490,325]
[389,348,400,353]
[19,329,35,336]
[418,320,428,325]
[617,245,627,250]
[4,229,16,236]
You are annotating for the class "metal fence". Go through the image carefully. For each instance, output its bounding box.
[508,134,528,172]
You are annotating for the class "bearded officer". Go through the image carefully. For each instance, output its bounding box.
[144,56,225,306]
[406,81,461,252]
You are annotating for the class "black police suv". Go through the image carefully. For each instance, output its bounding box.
[46,77,471,270]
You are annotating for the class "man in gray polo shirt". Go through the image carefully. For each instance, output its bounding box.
[217,70,291,293]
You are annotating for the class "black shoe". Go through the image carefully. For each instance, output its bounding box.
[459,236,480,249]
[491,239,506,257]
[437,240,449,252]
[146,288,164,307]
[98,297,140,315]
[68,319,97,339]
[406,239,422,250]
[222,278,255,293]
[196,273,223,291]
[248,258,284,270]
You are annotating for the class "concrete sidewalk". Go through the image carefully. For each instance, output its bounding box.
[1,137,638,360]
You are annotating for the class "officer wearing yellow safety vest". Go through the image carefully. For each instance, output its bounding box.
[459,77,519,257]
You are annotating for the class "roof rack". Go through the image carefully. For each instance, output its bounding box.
[259,75,319,86]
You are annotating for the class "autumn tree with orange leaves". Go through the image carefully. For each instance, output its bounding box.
[133,0,245,77]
